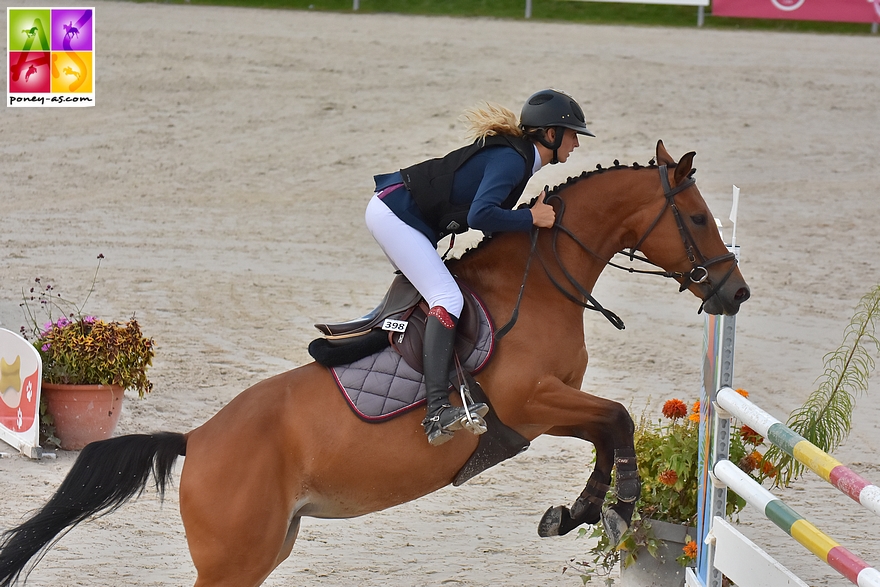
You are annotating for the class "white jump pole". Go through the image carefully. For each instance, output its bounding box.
[716,387,880,519]
[713,459,880,587]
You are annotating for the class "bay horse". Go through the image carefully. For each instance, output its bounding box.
[0,141,749,587]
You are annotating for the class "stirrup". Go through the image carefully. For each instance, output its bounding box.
[423,403,489,447]
[456,381,489,435]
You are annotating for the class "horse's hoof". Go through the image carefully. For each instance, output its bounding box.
[538,506,567,537]
[601,508,629,547]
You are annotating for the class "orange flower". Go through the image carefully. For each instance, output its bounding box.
[739,452,760,472]
[761,458,777,478]
[740,425,763,445]
[658,469,678,486]
[662,399,688,420]
[692,401,700,414]
[682,540,698,560]
[688,412,700,423]
[735,388,749,398]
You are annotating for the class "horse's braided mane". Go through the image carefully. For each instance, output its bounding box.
[545,158,658,198]
[453,158,663,261]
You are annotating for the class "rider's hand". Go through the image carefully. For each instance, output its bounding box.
[530,191,556,228]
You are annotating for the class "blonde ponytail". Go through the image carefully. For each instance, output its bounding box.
[462,102,523,143]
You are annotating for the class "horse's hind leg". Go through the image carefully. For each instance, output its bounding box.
[180,441,303,587]
[185,494,296,587]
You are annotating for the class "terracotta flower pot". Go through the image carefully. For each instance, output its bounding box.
[41,383,125,450]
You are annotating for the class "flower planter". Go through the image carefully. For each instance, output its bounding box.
[619,519,696,587]
[41,383,124,450]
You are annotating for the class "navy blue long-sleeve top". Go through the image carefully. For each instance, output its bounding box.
[374,144,538,247]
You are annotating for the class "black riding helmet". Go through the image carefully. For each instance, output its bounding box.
[520,89,594,164]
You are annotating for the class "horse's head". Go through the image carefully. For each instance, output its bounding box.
[626,141,750,315]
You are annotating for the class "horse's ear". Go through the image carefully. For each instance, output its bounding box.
[655,140,675,166]
[674,151,696,185]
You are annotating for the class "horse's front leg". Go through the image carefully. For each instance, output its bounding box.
[516,377,639,543]
[538,434,639,546]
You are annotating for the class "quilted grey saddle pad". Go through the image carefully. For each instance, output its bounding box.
[330,295,494,422]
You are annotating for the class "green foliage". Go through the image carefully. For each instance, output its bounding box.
[573,395,766,581]
[769,285,880,487]
[35,318,155,397]
[20,254,156,398]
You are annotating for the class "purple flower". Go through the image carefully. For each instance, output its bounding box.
[83,315,97,324]
[41,343,51,351]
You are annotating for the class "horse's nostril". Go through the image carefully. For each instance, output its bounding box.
[735,287,750,302]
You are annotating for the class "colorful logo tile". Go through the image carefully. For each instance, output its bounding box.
[7,7,95,107]
[8,9,51,51]
[51,51,92,93]
[51,9,93,51]
[9,52,51,93]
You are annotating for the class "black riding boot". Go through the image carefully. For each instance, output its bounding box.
[421,307,488,446]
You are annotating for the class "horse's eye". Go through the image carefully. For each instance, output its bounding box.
[691,215,707,226]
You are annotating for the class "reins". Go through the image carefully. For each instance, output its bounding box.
[495,188,625,341]
[495,165,739,339]
[494,228,540,340]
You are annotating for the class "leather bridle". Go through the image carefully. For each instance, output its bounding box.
[627,165,738,311]
[496,165,738,337]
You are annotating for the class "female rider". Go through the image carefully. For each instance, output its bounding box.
[365,89,593,446]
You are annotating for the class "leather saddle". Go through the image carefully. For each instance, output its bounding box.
[315,274,421,338]
[313,276,529,486]
[311,274,484,371]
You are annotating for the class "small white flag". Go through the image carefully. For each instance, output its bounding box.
[730,185,740,247]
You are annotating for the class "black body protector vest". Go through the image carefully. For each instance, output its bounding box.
[400,135,536,240]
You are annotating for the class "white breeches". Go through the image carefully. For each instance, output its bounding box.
[365,194,464,319]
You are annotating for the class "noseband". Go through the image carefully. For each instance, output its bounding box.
[519,165,738,331]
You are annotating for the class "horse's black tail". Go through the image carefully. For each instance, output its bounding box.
[0,432,187,587]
